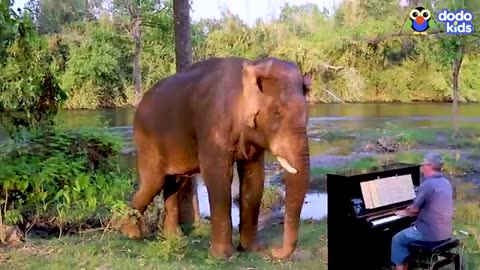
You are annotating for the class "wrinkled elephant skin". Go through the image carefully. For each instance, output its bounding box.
[120,57,312,260]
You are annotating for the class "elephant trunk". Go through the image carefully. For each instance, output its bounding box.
[272,131,310,258]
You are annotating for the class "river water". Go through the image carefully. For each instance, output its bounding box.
[1,103,478,225]
[29,102,480,130]
[2,103,479,140]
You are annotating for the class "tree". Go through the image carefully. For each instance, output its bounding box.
[173,0,192,70]
[113,0,173,104]
[0,6,67,138]
[24,0,94,34]
[173,0,201,229]
[430,0,480,134]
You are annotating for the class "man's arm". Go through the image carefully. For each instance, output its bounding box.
[396,183,431,216]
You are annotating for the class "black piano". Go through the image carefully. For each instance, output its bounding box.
[327,163,421,270]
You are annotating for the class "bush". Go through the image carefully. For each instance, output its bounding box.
[0,128,133,232]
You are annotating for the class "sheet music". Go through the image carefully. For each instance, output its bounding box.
[360,181,374,209]
[360,174,415,209]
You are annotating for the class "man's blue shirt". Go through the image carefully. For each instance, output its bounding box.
[412,173,454,241]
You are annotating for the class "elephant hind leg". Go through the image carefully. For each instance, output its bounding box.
[121,153,165,239]
[177,176,200,234]
[162,175,185,237]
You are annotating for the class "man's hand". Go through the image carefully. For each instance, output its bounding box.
[395,209,409,216]
[395,206,420,217]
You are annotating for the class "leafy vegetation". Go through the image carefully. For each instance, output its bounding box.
[0,128,133,238]
[1,0,480,112]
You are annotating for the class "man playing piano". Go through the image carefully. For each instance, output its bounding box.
[390,153,454,270]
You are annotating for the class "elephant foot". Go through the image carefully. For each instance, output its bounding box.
[237,239,265,252]
[120,219,143,239]
[209,243,234,259]
[162,226,184,238]
[270,246,295,259]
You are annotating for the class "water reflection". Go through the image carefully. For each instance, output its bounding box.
[197,182,328,228]
[2,103,480,140]
[299,192,328,220]
[120,155,328,227]
[33,103,480,130]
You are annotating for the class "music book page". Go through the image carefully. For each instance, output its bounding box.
[360,181,374,209]
[361,174,415,209]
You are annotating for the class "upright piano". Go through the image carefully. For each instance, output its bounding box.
[327,163,421,270]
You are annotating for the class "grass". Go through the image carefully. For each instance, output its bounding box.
[453,200,480,269]
[310,156,379,180]
[308,157,379,190]
[1,201,479,270]
[313,129,355,141]
[307,149,479,191]
[260,186,284,213]
[2,162,480,269]
[0,220,328,270]
[312,125,480,151]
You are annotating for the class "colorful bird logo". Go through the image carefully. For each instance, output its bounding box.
[408,6,436,35]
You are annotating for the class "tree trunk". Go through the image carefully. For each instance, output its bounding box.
[451,45,463,136]
[132,15,142,105]
[173,0,200,228]
[173,0,192,71]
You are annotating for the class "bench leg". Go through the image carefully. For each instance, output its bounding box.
[429,253,461,270]
[453,254,461,270]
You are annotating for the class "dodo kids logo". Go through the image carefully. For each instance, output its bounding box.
[436,8,475,34]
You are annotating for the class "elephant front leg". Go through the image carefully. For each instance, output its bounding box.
[236,157,265,252]
[199,151,235,259]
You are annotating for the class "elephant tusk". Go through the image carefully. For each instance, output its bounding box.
[276,156,298,174]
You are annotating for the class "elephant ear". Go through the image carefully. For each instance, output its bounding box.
[241,59,273,128]
[302,73,312,96]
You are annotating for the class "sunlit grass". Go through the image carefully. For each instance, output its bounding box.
[0,221,328,270]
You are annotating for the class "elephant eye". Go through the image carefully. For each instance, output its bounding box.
[273,111,282,118]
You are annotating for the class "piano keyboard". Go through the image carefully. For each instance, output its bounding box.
[371,215,402,226]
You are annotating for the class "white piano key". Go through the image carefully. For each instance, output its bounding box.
[371,215,403,226]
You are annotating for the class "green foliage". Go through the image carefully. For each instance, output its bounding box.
[60,20,132,108]
[0,128,133,229]
[456,201,480,225]
[0,8,67,138]
[0,0,18,61]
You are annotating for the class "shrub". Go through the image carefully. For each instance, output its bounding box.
[0,128,133,233]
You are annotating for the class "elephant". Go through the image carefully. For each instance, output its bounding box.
[120,56,312,259]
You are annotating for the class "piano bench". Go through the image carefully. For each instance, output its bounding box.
[407,237,462,270]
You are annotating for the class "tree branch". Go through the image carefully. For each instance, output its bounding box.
[149,5,171,15]
[141,21,166,29]
[323,89,344,103]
